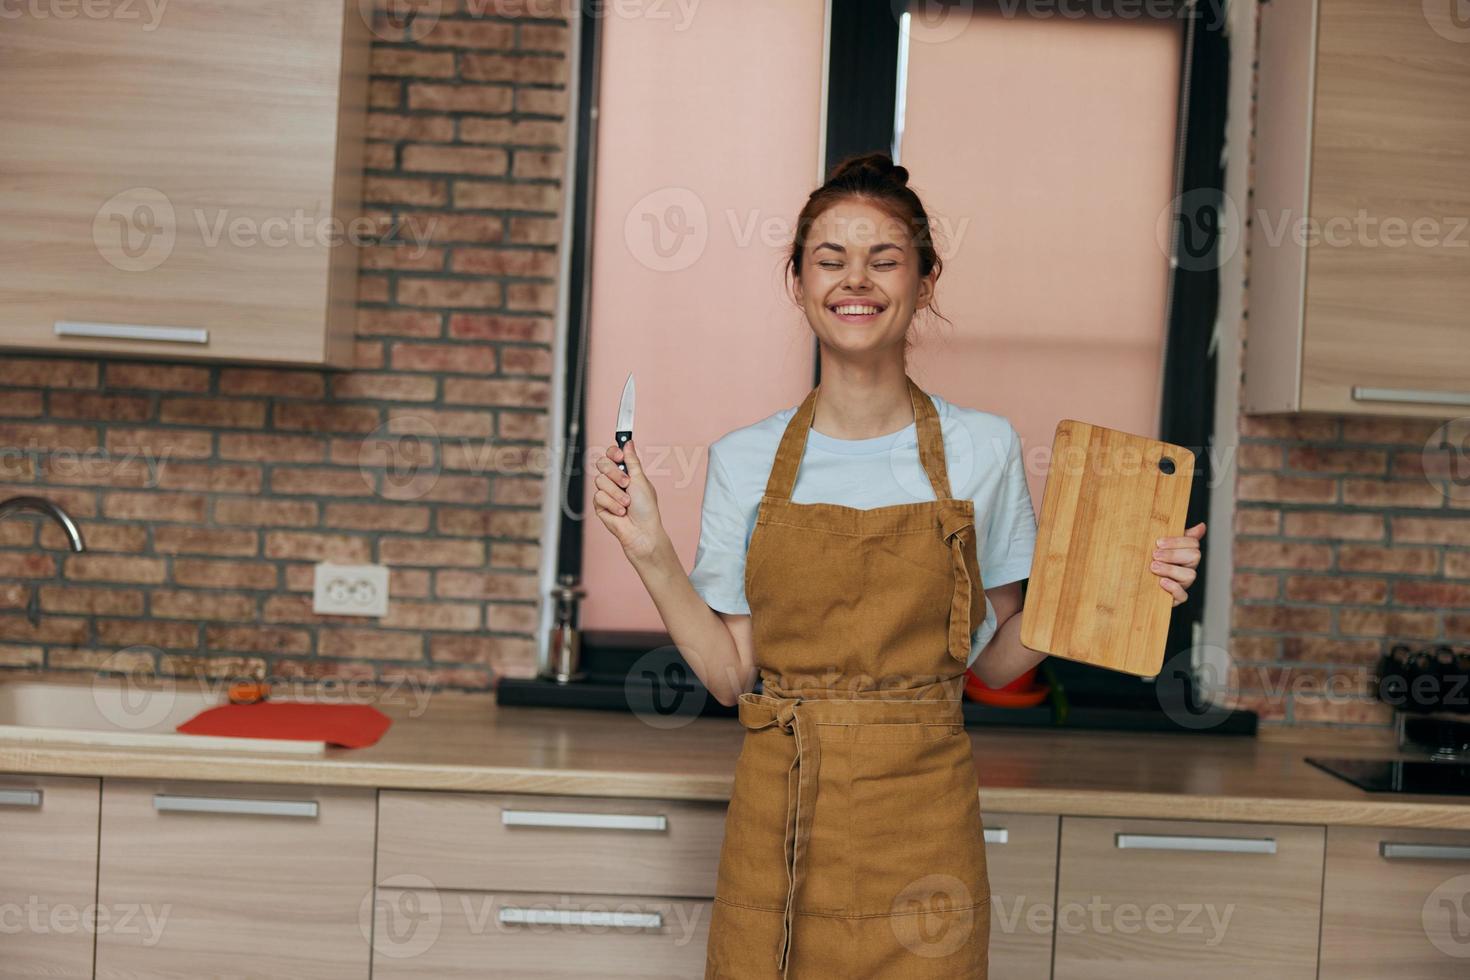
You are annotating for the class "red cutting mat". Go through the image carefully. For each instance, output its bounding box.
[177,702,392,748]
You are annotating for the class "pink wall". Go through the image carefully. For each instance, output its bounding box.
[900,10,1184,506]
[579,1,826,629]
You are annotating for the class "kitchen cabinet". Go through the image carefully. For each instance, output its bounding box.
[0,0,368,367]
[1050,816,1324,980]
[984,813,1060,980]
[1319,825,1470,977]
[1245,0,1470,417]
[0,775,100,980]
[94,780,376,979]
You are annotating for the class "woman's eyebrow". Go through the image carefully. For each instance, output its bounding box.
[813,241,906,254]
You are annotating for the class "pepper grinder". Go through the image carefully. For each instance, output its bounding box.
[543,574,587,684]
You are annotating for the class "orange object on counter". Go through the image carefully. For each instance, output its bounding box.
[227,681,271,704]
[177,702,392,748]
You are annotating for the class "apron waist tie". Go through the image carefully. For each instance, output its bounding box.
[736,693,821,980]
[939,501,977,665]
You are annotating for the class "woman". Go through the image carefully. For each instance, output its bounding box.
[593,154,1205,979]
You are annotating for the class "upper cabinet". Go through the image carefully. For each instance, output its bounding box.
[1245,0,1470,417]
[0,0,369,367]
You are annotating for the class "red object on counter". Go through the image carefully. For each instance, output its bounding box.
[964,666,1050,708]
[177,702,392,748]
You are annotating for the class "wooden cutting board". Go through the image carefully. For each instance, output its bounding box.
[1020,420,1195,677]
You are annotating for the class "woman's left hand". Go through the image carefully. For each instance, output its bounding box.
[1152,522,1206,607]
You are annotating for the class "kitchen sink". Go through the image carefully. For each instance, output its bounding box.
[0,678,325,754]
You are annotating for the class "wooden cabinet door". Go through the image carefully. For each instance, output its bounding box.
[1320,825,1470,977]
[1299,0,1470,416]
[94,780,376,980]
[1051,816,1324,980]
[984,813,1059,980]
[0,775,100,980]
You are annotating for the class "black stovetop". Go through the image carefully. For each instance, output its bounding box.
[1306,756,1470,797]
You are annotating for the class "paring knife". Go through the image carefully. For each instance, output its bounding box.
[615,372,635,474]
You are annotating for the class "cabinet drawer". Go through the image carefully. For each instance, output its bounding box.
[984,813,1059,980]
[0,775,99,980]
[378,791,726,898]
[1320,825,1470,977]
[95,780,376,980]
[371,888,710,980]
[1052,816,1324,980]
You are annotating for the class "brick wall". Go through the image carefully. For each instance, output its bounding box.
[1228,414,1467,728]
[0,3,572,688]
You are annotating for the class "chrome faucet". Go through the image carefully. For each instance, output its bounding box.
[0,496,86,627]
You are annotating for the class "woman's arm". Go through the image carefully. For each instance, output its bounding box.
[593,439,757,707]
[972,522,1207,689]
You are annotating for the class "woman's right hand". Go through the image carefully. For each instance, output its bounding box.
[592,438,664,564]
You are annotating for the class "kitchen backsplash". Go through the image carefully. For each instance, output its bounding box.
[0,4,571,689]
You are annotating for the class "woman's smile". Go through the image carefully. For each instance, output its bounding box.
[826,298,888,324]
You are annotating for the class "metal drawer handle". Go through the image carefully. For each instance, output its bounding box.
[153,794,318,818]
[500,809,667,832]
[1381,842,1470,861]
[1116,833,1277,855]
[1352,386,1470,407]
[497,907,664,930]
[983,827,1009,845]
[0,788,42,808]
[55,321,209,345]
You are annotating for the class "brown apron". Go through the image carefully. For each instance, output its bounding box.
[705,374,991,979]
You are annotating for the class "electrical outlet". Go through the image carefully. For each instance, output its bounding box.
[312,563,390,617]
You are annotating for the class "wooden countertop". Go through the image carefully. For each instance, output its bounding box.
[3,684,1468,830]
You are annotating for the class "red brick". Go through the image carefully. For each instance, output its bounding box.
[511,150,562,180]
[0,553,55,577]
[381,664,495,687]
[461,53,567,85]
[106,427,214,460]
[406,82,513,114]
[1342,479,1444,508]
[1233,540,1333,571]
[1392,516,1470,546]
[457,118,564,147]
[1232,571,1277,602]
[355,342,386,371]
[1236,473,1337,505]
[390,342,498,374]
[1447,552,1470,579]
[380,473,490,504]
[518,23,570,53]
[1339,608,1438,638]
[418,19,513,47]
[65,555,167,584]
[403,145,508,176]
[489,541,537,569]
[273,403,383,434]
[1448,614,1470,640]
[319,629,423,661]
[264,532,372,563]
[475,507,535,537]
[96,618,200,649]
[516,87,566,116]
[271,658,377,681]
[435,570,537,600]
[1286,447,1387,474]
[486,602,538,633]
[367,113,456,143]
[507,216,559,245]
[490,476,543,505]
[154,463,263,494]
[40,524,148,553]
[360,245,446,273]
[1280,636,1382,664]
[397,278,503,308]
[357,310,443,338]
[153,526,259,557]
[1394,580,1470,608]
[414,213,505,244]
[270,467,373,497]
[1281,511,1384,541]
[159,397,266,428]
[157,655,268,680]
[48,646,151,669]
[1283,575,1387,604]
[443,377,549,407]
[498,346,553,376]
[1238,415,1337,441]
[1340,417,1442,446]
[450,246,558,276]
[1292,696,1393,726]
[331,373,439,402]
[381,537,485,567]
[0,423,98,453]
[213,498,318,527]
[0,614,87,645]
[368,78,402,109]
[48,392,151,422]
[364,175,448,207]
[218,369,325,399]
[0,390,42,416]
[106,363,211,392]
[497,410,547,440]
[1337,545,1437,575]
[379,601,480,631]
[174,559,279,591]
[205,625,311,656]
[149,590,256,621]
[325,503,430,532]
[369,48,456,78]
[102,491,206,523]
[0,645,42,667]
[220,433,324,463]
[393,407,493,439]
[0,359,97,389]
[38,585,145,616]
[447,314,550,342]
[42,455,151,489]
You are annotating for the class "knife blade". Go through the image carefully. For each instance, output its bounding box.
[615,372,635,474]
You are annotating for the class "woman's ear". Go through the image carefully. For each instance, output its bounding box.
[915,269,936,310]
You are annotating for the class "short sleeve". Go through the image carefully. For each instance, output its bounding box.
[980,423,1037,589]
[688,444,754,615]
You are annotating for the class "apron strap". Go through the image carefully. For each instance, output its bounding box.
[760,374,956,502]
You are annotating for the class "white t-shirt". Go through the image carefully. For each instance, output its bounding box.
[688,391,1038,668]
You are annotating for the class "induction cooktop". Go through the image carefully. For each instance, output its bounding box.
[1305,757,1470,796]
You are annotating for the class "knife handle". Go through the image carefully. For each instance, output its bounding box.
[615,430,632,474]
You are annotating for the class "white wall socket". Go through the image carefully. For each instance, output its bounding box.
[312,563,390,617]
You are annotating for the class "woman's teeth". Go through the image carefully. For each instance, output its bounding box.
[832,304,882,315]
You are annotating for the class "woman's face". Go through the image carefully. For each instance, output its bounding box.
[793,197,934,358]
